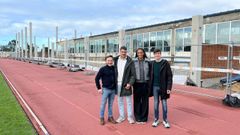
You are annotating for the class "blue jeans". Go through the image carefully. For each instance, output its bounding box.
[117,84,133,119]
[153,86,168,121]
[100,88,115,118]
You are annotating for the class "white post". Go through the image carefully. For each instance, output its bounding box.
[15,33,17,58]
[64,39,68,60]
[25,27,28,58]
[84,37,89,68]
[21,30,24,58]
[118,29,125,52]
[51,42,54,61]
[48,37,50,59]
[56,26,58,58]
[29,22,33,59]
[18,32,20,58]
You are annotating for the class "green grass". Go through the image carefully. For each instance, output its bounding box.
[0,73,36,135]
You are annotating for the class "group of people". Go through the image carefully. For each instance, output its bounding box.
[95,46,173,128]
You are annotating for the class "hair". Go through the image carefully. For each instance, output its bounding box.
[120,46,127,51]
[105,55,113,60]
[135,48,148,59]
[153,48,162,54]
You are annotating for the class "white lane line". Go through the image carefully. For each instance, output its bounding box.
[173,88,223,99]
[0,69,50,135]
[29,80,125,135]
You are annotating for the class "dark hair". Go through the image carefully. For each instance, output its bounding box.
[105,55,113,60]
[153,48,161,54]
[120,46,127,51]
[135,48,148,59]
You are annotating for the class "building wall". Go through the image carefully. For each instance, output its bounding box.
[201,44,240,79]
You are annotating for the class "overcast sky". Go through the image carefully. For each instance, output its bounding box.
[0,0,239,46]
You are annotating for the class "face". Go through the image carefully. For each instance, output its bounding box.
[106,57,113,66]
[120,49,127,58]
[137,49,144,59]
[154,52,161,60]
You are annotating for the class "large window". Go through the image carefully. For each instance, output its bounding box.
[163,30,171,52]
[175,27,191,52]
[204,23,217,44]
[90,40,94,53]
[231,20,240,43]
[125,35,131,51]
[150,32,156,52]
[107,38,118,53]
[137,34,143,48]
[143,33,149,52]
[156,32,163,51]
[217,22,230,44]
[133,34,137,52]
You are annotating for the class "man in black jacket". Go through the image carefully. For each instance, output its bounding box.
[95,55,117,125]
[114,46,136,124]
[149,49,173,128]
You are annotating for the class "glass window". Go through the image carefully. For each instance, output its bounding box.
[156,32,163,51]
[205,23,216,44]
[143,33,149,52]
[217,22,230,44]
[133,34,137,52]
[114,38,119,53]
[125,35,131,51]
[176,29,183,52]
[90,40,94,53]
[102,39,106,53]
[150,32,156,52]
[163,30,171,52]
[231,20,240,43]
[137,34,143,48]
[184,27,192,52]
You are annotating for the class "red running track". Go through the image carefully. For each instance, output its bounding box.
[0,59,239,135]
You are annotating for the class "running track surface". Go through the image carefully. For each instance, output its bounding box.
[0,59,239,135]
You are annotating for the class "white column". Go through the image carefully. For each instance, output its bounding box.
[64,39,68,60]
[190,15,203,87]
[15,33,17,58]
[51,42,55,60]
[25,27,28,58]
[29,22,33,59]
[21,30,24,58]
[56,26,58,58]
[118,29,125,50]
[84,37,89,68]
[48,37,50,59]
[18,32,20,58]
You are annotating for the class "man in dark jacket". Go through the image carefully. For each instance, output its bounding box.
[149,49,173,128]
[95,55,117,125]
[114,46,136,124]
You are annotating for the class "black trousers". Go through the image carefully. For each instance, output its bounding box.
[133,82,149,122]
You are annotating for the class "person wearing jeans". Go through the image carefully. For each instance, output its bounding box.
[114,46,136,124]
[95,55,117,125]
[149,49,173,128]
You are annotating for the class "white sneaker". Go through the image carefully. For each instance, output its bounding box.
[163,121,170,128]
[152,119,160,127]
[128,117,135,124]
[116,117,125,123]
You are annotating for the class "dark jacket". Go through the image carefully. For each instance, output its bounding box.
[114,56,136,97]
[149,59,173,99]
[95,65,116,90]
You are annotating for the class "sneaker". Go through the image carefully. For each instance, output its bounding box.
[128,117,135,124]
[152,119,160,127]
[108,117,117,124]
[100,118,105,125]
[163,121,170,128]
[116,117,125,123]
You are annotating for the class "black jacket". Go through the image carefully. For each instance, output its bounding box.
[114,56,136,97]
[95,65,116,90]
[149,59,173,99]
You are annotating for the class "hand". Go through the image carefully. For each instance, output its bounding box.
[125,83,131,90]
[167,90,171,94]
[98,89,102,94]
